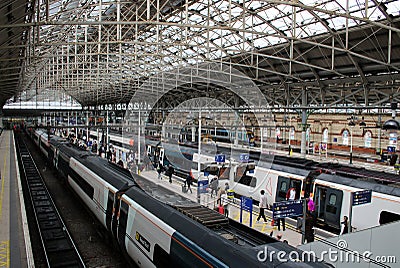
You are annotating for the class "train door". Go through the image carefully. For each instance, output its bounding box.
[314,186,327,221]
[314,185,343,228]
[276,177,302,202]
[324,188,343,228]
[290,180,302,200]
[118,201,129,246]
[106,190,114,231]
[111,194,122,239]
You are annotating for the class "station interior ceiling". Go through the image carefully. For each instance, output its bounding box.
[1,0,400,115]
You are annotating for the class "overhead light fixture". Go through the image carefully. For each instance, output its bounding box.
[382,119,400,130]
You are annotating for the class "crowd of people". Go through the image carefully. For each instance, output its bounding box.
[65,131,136,169]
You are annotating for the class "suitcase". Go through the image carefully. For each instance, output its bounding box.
[182,185,187,193]
[218,205,224,215]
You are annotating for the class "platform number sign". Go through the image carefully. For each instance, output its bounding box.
[239,153,250,163]
[215,154,226,163]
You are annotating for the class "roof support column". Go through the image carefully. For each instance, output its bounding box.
[377,110,382,154]
[300,87,308,156]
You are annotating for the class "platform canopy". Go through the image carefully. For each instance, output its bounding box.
[1,0,400,109]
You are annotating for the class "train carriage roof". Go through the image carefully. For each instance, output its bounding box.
[125,174,329,267]
[316,173,400,198]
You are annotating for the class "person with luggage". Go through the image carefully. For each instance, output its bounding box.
[221,191,229,217]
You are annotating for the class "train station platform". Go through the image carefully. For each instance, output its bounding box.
[140,169,335,247]
[0,130,33,268]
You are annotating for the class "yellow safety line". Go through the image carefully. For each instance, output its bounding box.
[0,142,6,221]
[0,240,9,267]
[233,211,240,221]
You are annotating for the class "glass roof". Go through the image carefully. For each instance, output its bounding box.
[10,0,400,106]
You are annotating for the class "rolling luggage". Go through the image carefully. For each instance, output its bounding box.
[182,185,188,193]
[218,205,224,215]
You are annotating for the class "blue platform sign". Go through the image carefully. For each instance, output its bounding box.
[197,180,209,194]
[239,153,250,162]
[241,196,253,211]
[215,154,226,163]
[352,190,372,206]
[272,200,303,219]
[240,196,253,227]
[387,146,396,153]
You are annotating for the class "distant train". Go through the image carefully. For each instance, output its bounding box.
[27,128,330,267]
[64,129,400,233]
[181,126,256,146]
[189,152,400,233]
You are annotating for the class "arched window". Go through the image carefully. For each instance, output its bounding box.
[276,127,281,139]
[364,131,372,148]
[289,127,295,140]
[342,129,349,146]
[322,128,329,143]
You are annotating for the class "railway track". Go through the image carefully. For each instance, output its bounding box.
[15,134,85,268]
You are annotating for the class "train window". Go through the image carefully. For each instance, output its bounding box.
[191,162,208,172]
[238,175,253,187]
[219,167,230,179]
[379,211,400,225]
[326,193,337,214]
[153,244,171,267]
[250,177,257,188]
[328,194,337,205]
[70,169,94,199]
[280,181,288,192]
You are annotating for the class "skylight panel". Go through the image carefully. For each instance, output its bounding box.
[387,1,400,15]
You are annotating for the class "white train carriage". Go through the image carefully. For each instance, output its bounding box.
[313,173,400,231]
[68,157,113,226]
[231,163,306,207]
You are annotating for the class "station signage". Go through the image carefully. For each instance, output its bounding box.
[215,154,226,163]
[352,190,372,206]
[198,180,209,194]
[272,200,303,219]
[240,196,253,212]
[239,153,250,162]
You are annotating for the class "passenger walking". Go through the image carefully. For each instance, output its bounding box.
[210,176,218,197]
[185,173,193,193]
[305,212,315,243]
[256,190,268,223]
[157,163,163,180]
[220,191,229,217]
[167,165,174,184]
[340,216,349,235]
[224,182,229,191]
